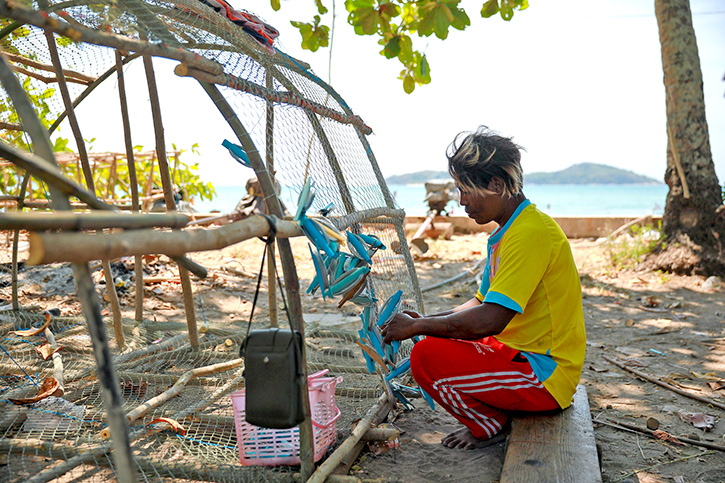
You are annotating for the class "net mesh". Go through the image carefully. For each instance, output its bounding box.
[1,0,422,480]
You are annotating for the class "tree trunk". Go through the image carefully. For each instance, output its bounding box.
[652,0,725,276]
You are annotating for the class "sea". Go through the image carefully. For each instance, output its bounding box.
[194,183,669,217]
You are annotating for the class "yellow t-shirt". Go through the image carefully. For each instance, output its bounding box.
[475,200,585,408]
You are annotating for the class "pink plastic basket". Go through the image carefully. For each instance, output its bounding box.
[231,369,343,466]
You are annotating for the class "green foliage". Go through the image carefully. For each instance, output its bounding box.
[291,15,330,52]
[282,0,527,93]
[0,144,216,207]
[604,221,664,271]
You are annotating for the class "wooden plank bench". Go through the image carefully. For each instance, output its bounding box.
[500,385,601,482]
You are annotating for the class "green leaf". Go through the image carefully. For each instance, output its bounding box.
[481,0,499,18]
[270,0,280,11]
[348,6,380,35]
[500,0,514,20]
[314,0,328,15]
[382,36,401,59]
[450,8,470,30]
[418,4,454,39]
[403,74,415,94]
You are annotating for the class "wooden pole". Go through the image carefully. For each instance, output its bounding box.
[199,81,315,479]
[308,393,390,483]
[265,70,278,328]
[11,173,30,310]
[0,212,189,231]
[45,28,125,350]
[0,54,137,483]
[116,49,145,323]
[142,53,198,349]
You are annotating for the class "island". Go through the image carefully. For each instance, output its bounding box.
[385,163,662,185]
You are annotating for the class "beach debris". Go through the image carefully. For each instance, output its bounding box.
[652,429,685,445]
[702,276,722,291]
[646,417,660,430]
[677,411,716,430]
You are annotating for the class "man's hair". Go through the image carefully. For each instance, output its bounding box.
[446,126,524,198]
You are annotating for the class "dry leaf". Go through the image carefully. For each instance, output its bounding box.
[147,418,186,436]
[625,319,635,327]
[678,411,716,430]
[706,381,724,391]
[9,376,63,405]
[652,429,685,445]
[35,343,62,361]
[11,312,51,337]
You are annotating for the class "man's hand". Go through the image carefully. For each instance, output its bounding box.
[381,312,419,344]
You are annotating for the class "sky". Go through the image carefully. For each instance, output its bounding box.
[69,0,725,187]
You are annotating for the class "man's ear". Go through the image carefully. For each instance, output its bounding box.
[490,177,504,194]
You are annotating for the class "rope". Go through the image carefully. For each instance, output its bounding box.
[0,342,39,387]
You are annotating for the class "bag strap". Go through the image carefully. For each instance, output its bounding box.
[244,215,294,340]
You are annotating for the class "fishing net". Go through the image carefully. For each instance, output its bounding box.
[0,0,423,480]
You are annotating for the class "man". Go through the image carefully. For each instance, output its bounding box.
[382,126,585,449]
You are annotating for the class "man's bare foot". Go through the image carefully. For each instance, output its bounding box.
[441,427,507,450]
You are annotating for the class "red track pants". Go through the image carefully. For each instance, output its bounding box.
[410,336,560,440]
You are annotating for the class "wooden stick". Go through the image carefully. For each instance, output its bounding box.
[7,62,90,85]
[28,215,303,264]
[3,50,96,83]
[0,120,22,130]
[174,64,371,134]
[421,258,484,293]
[43,326,64,393]
[0,211,189,230]
[308,393,390,483]
[598,419,725,452]
[607,215,654,240]
[603,355,725,410]
[143,53,198,349]
[122,358,243,426]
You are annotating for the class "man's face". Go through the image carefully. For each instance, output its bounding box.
[458,180,503,225]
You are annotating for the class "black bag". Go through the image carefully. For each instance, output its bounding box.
[240,215,304,429]
[241,328,304,428]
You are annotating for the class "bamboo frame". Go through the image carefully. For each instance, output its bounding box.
[45,28,125,350]
[173,64,372,134]
[116,48,145,322]
[142,52,198,350]
[0,212,189,230]
[2,50,95,83]
[0,55,137,482]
